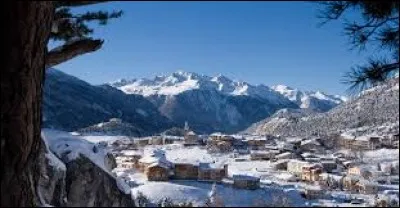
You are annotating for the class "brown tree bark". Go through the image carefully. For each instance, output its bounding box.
[1,2,55,207]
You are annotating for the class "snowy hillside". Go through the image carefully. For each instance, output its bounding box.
[272,85,347,112]
[246,77,399,137]
[109,71,344,133]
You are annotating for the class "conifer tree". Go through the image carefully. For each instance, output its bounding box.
[316,1,399,92]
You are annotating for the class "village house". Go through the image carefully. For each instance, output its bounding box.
[116,156,136,169]
[355,180,379,194]
[319,173,343,189]
[145,162,171,181]
[232,175,260,190]
[162,137,176,145]
[303,186,323,200]
[285,137,303,150]
[301,164,323,182]
[250,150,276,161]
[354,136,381,150]
[299,139,323,153]
[173,163,199,180]
[184,131,199,145]
[342,175,362,192]
[138,149,173,174]
[287,160,311,176]
[135,138,150,147]
[150,136,163,145]
[347,166,373,180]
[272,159,290,170]
[198,163,228,182]
[209,133,235,144]
[246,136,267,150]
[321,160,338,173]
[339,133,382,150]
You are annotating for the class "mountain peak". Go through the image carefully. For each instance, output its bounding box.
[107,71,345,112]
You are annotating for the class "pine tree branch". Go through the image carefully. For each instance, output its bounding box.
[45,38,104,68]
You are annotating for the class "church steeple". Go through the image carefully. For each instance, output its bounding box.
[184,121,189,131]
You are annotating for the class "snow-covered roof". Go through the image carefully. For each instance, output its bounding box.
[186,131,197,136]
[250,150,271,154]
[301,152,318,158]
[244,136,267,141]
[210,132,224,136]
[233,174,260,181]
[139,149,173,168]
[300,139,320,146]
[275,172,297,181]
[199,162,225,170]
[121,149,142,156]
[276,152,292,157]
[148,161,171,169]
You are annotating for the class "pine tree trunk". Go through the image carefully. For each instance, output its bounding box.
[1,2,54,207]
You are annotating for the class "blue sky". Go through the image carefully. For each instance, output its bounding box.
[51,1,378,95]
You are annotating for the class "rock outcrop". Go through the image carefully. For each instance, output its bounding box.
[38,136,134,207]
[64,155,134,207]
[38,139,67,207]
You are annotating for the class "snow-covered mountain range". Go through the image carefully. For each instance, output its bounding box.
[110,71,346,111]
[108,71,346,133]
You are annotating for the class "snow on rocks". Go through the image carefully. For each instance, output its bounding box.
[41,128,113,174]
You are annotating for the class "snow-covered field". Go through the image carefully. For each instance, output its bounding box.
[130,180,307,207]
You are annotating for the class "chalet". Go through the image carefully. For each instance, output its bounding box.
[116,156,136,169]
[347,166,373,180]
[301,164,323,182]
[209,133,234,142]
[339,133,382,150]
[250,150,275,161]
[232,175,260,190]
[145,162,171,181]
[300,139,323,153]
[162,137,176,145]
[303,186,323,200]
[138,149,173,172]
[173,163,199,180]
[355,180,379,194]
[321,161,337,173]
[135,138,150,147]
[342,175,362,192]
[272,159,290,170]
[246,136,267,150]
[184,131,199,145]
[198,163,228,182]
[287,160,311,176]
[150,136,163,145]
[319,173,343,189]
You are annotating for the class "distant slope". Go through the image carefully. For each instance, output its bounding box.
[272,85,346,112]
[246,78,399,137]
[42,68,174,134]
